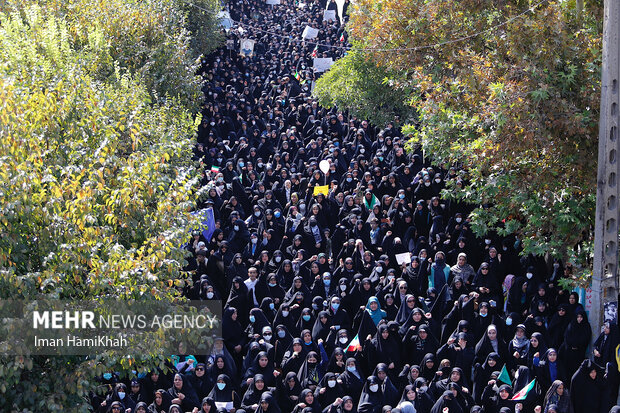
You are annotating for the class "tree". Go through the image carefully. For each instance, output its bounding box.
[314,47,413,126]
[316,0,603,270]
[0,0,221,409]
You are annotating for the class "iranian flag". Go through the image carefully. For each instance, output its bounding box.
[210,165,220,174]
[339,33,345,42]
[346,334,361,352]
[511,379,536,400]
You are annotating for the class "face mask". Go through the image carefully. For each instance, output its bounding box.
[251,238,257,244]
[424,182,431,187]
[485,239,492,245]
[317,130,323,135]
[234,225,239,231]
[378,157,384,162]
[399,194,405,199]
[217,383,226,390]
[118,392,126,399]
[217,158,223,162]
[387,275,394,282]
[303,315,311,322]
[269,282,277,287]
[328,380,337,388]
[239,162,245,168]
[526,273,533,279]
[435,179,441,183]
[258,163,264,168]
[347,366,356,373]
[360,148,365,154]
[340,285,347,291]
[264,334,272,341]
[369,384,379,392]
[456,218,462,223]
[324,279,331,286]
[274,211,281,218]
[480,312,487,318]
[340,337,348,344]
[206,292,214,299]
[506,317,513,326]
[278,330,286,338]
[282,310,289,317]
[346,177,352,183]
[103,373,112,380]
[275,256,282,263]
[249,315,256,323]
[376,266,383,274]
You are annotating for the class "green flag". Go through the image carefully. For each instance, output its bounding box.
[498,364,511,384]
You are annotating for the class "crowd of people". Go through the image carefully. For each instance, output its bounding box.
[92,0,620,413]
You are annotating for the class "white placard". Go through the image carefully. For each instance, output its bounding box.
[396,252,412,266]
[215,401,234,410]
[323,10,337,22]
[313,57,334,72]
[266,0,281,4]
[240,39,255,57]
[335,0,346,23]
[302,26,319,40]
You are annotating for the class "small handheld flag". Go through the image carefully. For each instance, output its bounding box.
[511,379,536,401]
[498,365,511,385]
[339,33,345,42]
[311,45,318,58]
[210,165,220,174]
[346,334,361,352]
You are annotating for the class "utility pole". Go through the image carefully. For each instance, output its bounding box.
[592,0,620,339]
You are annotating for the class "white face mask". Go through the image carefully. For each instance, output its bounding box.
[255,211,261,217]
[485,239,492,245]
[340,285,347,291]
[376,266,383,273]
[275,256,282,263]
[424,182,431,187]
[339,337,348,344]
[251,238,258,244]
[526,273,533,279]
[456,218,462,223]
[263,334,272,341]
[282,310,289,317]
[327,380,336,388]
[369,384,379,392]
[206,292,214,299]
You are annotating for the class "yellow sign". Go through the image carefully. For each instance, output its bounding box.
[313,185,329,196]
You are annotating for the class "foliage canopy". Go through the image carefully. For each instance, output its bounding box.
[0,0,221,409]
[316,0,603,270]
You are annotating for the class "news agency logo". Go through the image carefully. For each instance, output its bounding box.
[0,300,223,356]
[32,311,219,330]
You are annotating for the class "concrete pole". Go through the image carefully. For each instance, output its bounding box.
[592,0,620,339]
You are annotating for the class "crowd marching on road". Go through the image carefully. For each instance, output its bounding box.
[92,0,620,413]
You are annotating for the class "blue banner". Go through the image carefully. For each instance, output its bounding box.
[192,208,216,242]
